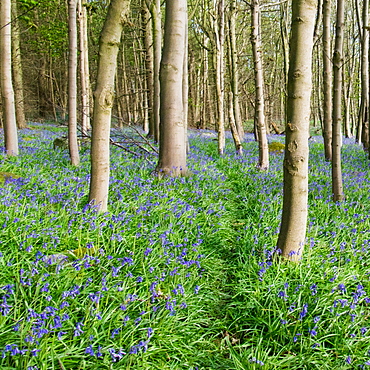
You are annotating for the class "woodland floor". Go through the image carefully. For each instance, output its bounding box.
[0,123,370,369]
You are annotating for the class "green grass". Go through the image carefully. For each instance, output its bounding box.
[0,128,369,369]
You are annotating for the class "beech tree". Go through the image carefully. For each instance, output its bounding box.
[215,0,225,155]
[358,0,369,151]
[322,0,332,161]
[146,0,161,142]
[331,0,345,202]
[68,0,80,166]
[155,0,187,176]
[89,0,131,212]
[250,0,269,170]
[1,0,19,156]
[78,0,91,135]
[228,0,244,142]
[11,0,26,130]
[277,0,317,261]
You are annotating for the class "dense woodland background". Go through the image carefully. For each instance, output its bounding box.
[0,0,367,138]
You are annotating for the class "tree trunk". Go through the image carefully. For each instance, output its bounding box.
[280,0,290,124]
[277,0,317,261]
[78,0,91,135]
[251,0,269,170]
[142,1,154,134]
[226,12,242,153]
[0,0,19,156]
[359,0,369,151]
[183,7,189,153]
[11,0,26,129]
[88,0,130,212]
[229,0,244,141]
[148,0,161,142]
[322,0,333,161]
[331,0,345,202]
[228,92,242,154]
[68,0,80,166]
[155,0,187,176]
[215,0,225,155]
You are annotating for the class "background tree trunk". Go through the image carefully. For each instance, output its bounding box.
[78,0,91,135]
[277,0,317,261]
[88,0,130,212]
[68,0,80,166]
[0,0,19,156]
[359,0,369,151]
[142,1,154,134]
[215,0,225,155]
[251,0,269,170]
[229,0,244,141]
[148,0,161,142]
[322,0,333,161]
[331,0,345,202]
[155,0,187,176]
[11,0,26,129]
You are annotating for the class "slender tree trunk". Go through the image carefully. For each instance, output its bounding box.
[148,0,161,142]
[88,0,130,212]
[322,0,333,161]
[183,6,189,153]
[251,0,269,170]
[215,0,225,155]
[155,0,187,176]
[226,13,242,153]
[331,0,345,202]
[0,0,19,156]
[11,0,26,129]
[78,0,91,135]
[68,0,80,166]
[228,92,242,154]
[201,36,209,129]
[277,0,317,261]
[280,0,290,124]
[229,0,244,141]
[142,1,154,134]
[359,0,369,151]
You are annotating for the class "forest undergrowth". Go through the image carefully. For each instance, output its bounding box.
[0,123,370,369]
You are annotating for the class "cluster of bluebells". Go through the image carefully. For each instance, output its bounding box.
[0,127,231,366]
[1,127,370,367]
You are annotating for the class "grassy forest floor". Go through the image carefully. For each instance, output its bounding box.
[0,123,370,369]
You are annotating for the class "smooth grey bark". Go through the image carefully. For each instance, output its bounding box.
[322,0,333,161]
[155,0,187,176]
[228,91,242,154]
[142,1,154,134]
[68,0,80,166]
[78,0,91,135]
[11,0,26,129]
[88,0,130,212]
[277,0,317,261]
[331,0,345,202]
[147,0,161,142]
[280,0,290,123]
[226,11,242,154]
[251,0,269,170]
[215,0,225,155]
[229,0,244,141]
[0,0,18,156]
[359,0,369,151]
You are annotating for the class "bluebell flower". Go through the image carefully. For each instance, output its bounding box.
[85,345,94,356]
[74,321,84,337]
[299,304,308,320]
